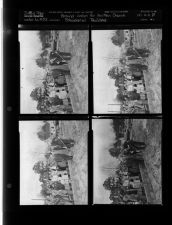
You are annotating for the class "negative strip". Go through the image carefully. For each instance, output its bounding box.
[19,120,89,205]
[93,118,162,204]
[92,29,162,114]
[19,30,88,114]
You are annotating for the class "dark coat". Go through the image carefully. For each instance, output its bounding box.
[129,64,148,72]
[49,96,63,106]
[124,140,146,150]
[49,51,71,62]
[127,91,140,100]
[53,154,73,162]
[52,69,70,76]
[51,137,74,147]
[126,47,150,58]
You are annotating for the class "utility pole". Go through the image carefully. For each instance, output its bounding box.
[102,57,121,60]
[102,167,116,170]
[102,165,117,171]
[108,103,121,113]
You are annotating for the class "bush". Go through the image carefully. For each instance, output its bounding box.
[111,30,124,46]
[35,57,47,68]
[116,93,125,102]
[108,66,120,79]
[108,146,121,158]
[30,87,40,101]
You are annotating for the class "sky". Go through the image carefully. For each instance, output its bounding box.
[19,121,48,205]
[93,119,120,204]
[92,30,121,113]
[19,31,45,113]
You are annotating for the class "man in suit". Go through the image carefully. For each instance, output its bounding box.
[49,50,71,65]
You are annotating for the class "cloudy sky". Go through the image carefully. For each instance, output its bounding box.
[92,30,121,113]
[20,121,48,205]
[19,31,45,113]
[93,119,120,204]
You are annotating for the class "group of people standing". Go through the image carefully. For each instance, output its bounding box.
[49,136,75,163]
[31,50,73,114]
[40,134,76,205]
[122,139,146,157]
[107,134,147,204]
[116,46,151,113]
[49,50,71,66]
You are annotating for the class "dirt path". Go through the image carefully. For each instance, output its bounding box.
[130,119,162,204]
[133,29,162,113]
[59,120,89,204]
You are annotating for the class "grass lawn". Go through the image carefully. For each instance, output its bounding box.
[130,119,162,204]
[133,29,162,113]
[56,31,88,113]
[59,120,89,204]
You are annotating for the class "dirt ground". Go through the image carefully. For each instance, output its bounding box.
[56,31,89,113]
[58,120,89,204]
[130,119,162,204]
[133,29,162,113]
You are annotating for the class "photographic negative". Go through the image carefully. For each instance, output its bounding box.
[93,118,162,204]
[92,29,162,114]
[19,30,88,114]
[20,120,89,205]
